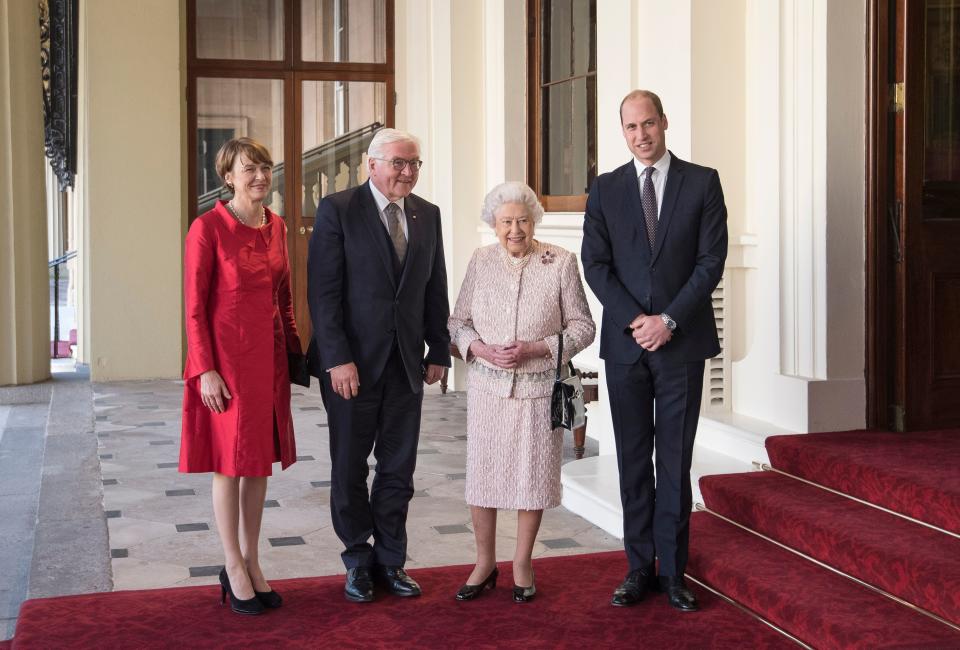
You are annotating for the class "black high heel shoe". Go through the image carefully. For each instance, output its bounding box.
[254,588,283,609]
[512,571,536,603]
[455,567,499,601]
[219,567,265,615]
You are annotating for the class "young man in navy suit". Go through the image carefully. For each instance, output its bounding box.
[582,90,728,612]
[307,128,451,603]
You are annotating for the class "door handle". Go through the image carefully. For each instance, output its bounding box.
[299,226,314,235]
[887,201,902,263]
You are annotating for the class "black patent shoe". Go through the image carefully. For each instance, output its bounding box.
[512,572,536,603]
[344,566,375,603]
[375,565,422,597]
[660,575,699,612]
[219,567,265,615]
[455,567,499,601]
[254,588,282,608]
[611,566,656,607]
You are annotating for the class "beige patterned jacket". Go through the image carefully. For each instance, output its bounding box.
[448,241,596,399]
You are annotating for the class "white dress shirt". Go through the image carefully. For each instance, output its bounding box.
[633,150,671,219]
[368,180,409,241]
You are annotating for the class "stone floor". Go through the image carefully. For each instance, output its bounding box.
[94,379,619,594]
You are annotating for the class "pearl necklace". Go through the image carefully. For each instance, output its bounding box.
[227,200,266,228]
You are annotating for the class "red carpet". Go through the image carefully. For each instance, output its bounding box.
[766,429,960,534]
[9,553,792,649]
[687,513,960,649]
[700,471,960,625]
[687,428,960,649]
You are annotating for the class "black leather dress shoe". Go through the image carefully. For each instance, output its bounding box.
[611,567,656,607]
[375,566,422,597]
[659,576,699,612]
[344,567,374,603]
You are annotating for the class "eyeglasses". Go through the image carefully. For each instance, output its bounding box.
[372,157,424,171]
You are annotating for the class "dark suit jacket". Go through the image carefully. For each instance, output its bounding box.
[306,181,451,393]
[582,152,728,365]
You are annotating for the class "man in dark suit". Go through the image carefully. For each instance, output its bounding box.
[307,128,451,603]
[581,90,727,612]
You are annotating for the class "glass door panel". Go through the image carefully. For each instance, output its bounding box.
[195,0,285,60]
[924,0,960,218]
[300,0,386,63]
[195,77,285,216]
[300,79,386,217]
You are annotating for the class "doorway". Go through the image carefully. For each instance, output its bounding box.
[868,0,960,431]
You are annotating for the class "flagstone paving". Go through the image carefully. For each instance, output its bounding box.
[95,380,619,592]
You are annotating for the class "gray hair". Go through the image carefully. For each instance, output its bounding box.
[480,181,544,228]
[368,128,421,158]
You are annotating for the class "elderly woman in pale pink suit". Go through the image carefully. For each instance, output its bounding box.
[448,181,595,603]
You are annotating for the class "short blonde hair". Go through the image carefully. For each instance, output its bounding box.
[480,181,544,228]
[215,137,274,194]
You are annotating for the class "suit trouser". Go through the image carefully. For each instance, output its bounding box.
[605,353,705,577]
[322,348,424,569]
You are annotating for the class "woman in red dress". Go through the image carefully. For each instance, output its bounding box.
[179,137,301,615]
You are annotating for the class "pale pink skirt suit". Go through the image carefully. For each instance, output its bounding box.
[448,242,595,510]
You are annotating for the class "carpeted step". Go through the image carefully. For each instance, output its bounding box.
[699,471,960,625]
[9,552,794,649]
[766,430,960,534]
[686,511,960,649]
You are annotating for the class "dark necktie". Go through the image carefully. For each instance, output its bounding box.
[641,166,657,251]
[385,202,407,264]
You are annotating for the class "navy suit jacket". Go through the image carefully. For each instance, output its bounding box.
[306,181,451,393]
[581,153,728,365]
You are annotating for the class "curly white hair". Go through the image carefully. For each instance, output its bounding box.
[480,181,544,227]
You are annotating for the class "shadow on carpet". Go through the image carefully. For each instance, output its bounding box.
[10,552,792,649]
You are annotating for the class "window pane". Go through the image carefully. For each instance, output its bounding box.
[542,76,595,196]
[196,78,285,216]
[301,0,386,63]
[195,0,284,61]
[544,0,594,83]
[301,80,386,216]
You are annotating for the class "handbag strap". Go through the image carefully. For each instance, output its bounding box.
[555,332,564,381]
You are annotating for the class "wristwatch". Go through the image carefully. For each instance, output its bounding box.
[660,313,677,331]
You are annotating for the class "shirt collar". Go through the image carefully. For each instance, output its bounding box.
[368,180,405,214]
[633,150,671,178]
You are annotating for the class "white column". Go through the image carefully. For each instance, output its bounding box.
[80,0,182,380]
[731,0,865,432]
[0,0,50,386]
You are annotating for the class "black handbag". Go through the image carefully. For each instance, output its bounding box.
[288,352,310,388]
[550,334,586,431]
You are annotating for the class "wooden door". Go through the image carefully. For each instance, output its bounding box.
[289,75,391,351]
[893,0,960,430]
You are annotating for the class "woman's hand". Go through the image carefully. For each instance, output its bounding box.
[468,340,516,369]
[199,370,232,413]
[469,340,548,369]
[500,340,550,367]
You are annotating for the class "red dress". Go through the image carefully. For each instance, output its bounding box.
[179,201,300,477]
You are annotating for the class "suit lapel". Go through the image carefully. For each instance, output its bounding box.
[397,195,422,293]
[358,182,398,291]
[652,153,685,264]
[619,162,649,262]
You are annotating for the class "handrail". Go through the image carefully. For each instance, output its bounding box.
[196,121,383,214]
[49,250,77,268]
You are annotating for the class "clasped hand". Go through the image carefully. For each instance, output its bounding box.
[469,340,548,369]
[630,314,672,351]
